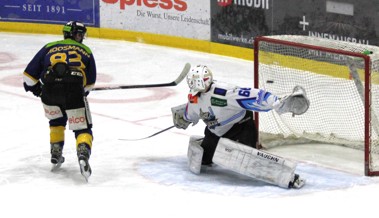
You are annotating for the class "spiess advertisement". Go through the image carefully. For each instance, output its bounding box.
[100,0,211,40]
[211,0,379,48]
[0,0,99,26]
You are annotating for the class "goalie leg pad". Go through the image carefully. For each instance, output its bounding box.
[212,138,297,188]
[187,135,204,174]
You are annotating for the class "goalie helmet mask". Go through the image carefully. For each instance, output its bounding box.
[187,65,213,95]
[63,21,87,43]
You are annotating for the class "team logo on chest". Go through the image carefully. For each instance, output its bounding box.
[211,97,227,107]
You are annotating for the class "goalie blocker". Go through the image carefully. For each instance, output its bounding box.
[187,136,305,189]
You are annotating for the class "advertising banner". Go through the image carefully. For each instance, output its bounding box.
[211,0,379,48]
[100,0,210,40]
[0,0,99,26]
[211,0,271,48]
[270,0,378,46]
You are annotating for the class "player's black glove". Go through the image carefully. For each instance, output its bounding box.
[23,81,42,97]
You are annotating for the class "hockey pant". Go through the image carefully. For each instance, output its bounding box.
[41,70,93,148]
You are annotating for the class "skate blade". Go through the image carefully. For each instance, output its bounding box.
[50,157,65,172]
[51,162,63,171]
[79,159,91,182]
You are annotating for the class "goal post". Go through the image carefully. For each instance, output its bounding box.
[253,35,379,176]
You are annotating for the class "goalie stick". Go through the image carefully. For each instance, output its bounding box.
[119,125,175,141]
[92,63,191,91]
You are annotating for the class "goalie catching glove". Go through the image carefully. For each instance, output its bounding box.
[274,85,310,116]
[171,104,192,129]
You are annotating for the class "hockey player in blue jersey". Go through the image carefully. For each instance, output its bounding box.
[171,65,310,189]
[22,21,96,181]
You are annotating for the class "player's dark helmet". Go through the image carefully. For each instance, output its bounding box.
[63,21,87,43]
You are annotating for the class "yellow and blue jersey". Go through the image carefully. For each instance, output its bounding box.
[23,38,96,92]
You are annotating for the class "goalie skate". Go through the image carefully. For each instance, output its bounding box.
[288,174,306,189]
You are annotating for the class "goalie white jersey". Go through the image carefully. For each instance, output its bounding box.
[184,81,280,136]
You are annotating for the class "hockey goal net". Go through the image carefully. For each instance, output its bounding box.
[254,35,379,176]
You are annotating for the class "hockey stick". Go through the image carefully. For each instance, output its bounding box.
[92,63,191,91]
[119,125,175,141]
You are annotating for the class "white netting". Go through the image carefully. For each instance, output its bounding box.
[255,35,379,174]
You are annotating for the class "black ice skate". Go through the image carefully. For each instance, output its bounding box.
[77,143,92,182]
[288,174,306,189]
[50,143,65,171]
